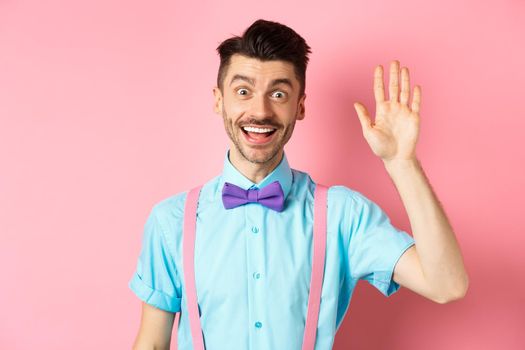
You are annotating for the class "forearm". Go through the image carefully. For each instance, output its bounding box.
[132,338,170,350]
[384,157,469,301]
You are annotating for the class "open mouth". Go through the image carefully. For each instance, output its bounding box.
[241,126,277,145]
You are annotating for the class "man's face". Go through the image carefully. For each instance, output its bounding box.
[213,54,306,165]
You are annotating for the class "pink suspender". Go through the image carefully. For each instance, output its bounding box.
[182,185,205,349]
[302,183,328,350]
[182,183,328,350]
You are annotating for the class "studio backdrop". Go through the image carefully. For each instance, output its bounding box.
[0,0,523,349]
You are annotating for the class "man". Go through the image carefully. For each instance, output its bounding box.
[129,19,469,349]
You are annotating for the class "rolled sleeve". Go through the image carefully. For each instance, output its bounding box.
[348,191,415,297]
[128,206,182,313]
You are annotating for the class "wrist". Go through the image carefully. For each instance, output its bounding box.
[383,157,420,175]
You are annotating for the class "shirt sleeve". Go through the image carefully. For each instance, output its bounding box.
[347,191,415,297]
[128,205,182,312]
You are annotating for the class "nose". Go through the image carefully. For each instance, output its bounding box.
[249,93,273,118]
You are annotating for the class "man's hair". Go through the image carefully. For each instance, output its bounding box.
[216,19,312,97]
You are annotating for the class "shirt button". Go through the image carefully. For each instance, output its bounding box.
[251,226,259,234]
[253,272,261,280]
[255,321,263,329]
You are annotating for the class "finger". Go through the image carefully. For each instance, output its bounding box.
[389,60,400,103]
[354,102,373,131]
[411,85,421,114]
[374,65,385,103]
[400,67,410,105]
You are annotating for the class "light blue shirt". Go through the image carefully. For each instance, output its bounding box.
[129,149,415,349]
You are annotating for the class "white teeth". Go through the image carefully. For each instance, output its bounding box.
[242,126,275,133]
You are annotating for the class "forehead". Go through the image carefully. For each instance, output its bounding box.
[225,54,298,87]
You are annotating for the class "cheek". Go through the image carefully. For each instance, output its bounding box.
[223,101,246,122]
[279,105,299,122]
[227,98,246,111]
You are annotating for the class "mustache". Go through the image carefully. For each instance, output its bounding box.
[238,118,280,128]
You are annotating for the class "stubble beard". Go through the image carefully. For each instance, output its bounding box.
[222,109,296,165]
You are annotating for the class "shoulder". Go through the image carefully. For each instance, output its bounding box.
[324,184,380,231]
[147,191,187,236]
[149,175,220,232]
[324,184,370,208]
[290,169,371,208]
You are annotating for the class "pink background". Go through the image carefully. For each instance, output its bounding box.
[1,0,524,349]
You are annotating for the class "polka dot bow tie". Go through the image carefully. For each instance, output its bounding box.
[221,180,285,212]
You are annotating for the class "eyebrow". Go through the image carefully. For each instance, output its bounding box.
[229,74,294,90]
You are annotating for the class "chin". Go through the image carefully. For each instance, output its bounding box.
[237,144,281,164]
[242,150,276,164]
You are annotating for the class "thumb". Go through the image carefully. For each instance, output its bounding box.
[353,102,373,131]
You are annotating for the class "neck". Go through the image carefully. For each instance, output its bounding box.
[228,147,283,184]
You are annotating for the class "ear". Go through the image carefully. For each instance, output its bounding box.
[213,86,223,115]
[296,93,306,120]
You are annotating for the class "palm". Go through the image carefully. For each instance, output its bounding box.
[354,60,421,162]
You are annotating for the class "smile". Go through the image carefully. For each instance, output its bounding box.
[241,126,277,145]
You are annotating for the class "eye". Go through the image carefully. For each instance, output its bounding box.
[271,90,287,99]
[236,88,249,96]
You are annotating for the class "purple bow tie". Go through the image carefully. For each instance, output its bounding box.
[222,180,285,212]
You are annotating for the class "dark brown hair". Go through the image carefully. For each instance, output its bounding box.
[216,19,312,97]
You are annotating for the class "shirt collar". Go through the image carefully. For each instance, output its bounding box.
[218,148,293,201]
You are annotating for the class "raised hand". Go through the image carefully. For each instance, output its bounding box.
[353,60,421,162]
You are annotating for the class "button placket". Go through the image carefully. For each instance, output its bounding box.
[247,205,265,341]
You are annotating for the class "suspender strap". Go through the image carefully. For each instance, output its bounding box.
[301,183,328,350]
[182,183,329,350]
[182,185,205,350]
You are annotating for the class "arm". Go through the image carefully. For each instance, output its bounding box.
[353,60,469,303]
[132,302,176,350]
[386,158,468,303]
